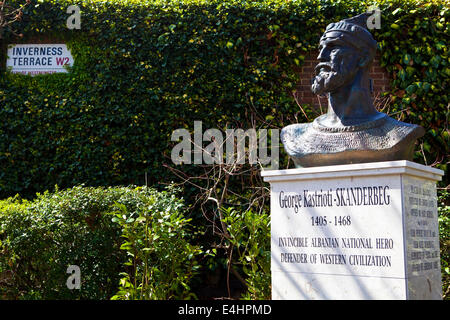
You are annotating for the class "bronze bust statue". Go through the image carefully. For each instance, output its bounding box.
[281,13,424,167]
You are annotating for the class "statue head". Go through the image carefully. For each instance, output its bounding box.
[280,13,425,168]
[311,13,377,95]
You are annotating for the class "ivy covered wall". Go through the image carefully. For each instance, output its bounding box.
[0,0,447,198]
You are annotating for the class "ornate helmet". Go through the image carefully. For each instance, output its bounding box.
[322,13,377,59]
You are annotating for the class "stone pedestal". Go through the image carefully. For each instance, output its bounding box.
[261,160,444,300]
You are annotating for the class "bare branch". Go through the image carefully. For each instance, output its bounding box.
[0,0,30,39]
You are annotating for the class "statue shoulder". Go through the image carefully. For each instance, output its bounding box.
[383,116,425,141]
[281,123,311,144]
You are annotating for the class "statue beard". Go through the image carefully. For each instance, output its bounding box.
[311,61,355,95]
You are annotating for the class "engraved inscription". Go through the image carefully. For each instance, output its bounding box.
[404,178,441,276]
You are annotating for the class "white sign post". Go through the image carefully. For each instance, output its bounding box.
[6,44,74,75]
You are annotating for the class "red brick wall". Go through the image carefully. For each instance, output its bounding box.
[294,51,391,109]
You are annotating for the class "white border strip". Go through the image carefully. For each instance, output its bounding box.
[261,160,444,182]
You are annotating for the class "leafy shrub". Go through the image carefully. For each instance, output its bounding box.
[438,190,450,299]
[110,187,201,300]
[0,185,199,299]
[222,207,271,300]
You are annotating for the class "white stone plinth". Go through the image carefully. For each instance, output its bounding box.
[261,160,444,300]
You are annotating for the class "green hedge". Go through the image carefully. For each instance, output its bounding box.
[0,185,199,299]
[438,191,450,299]
[0,0,447,198]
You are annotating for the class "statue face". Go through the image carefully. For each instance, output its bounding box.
[311,34,361,95]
